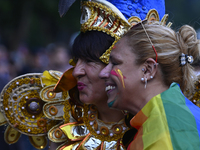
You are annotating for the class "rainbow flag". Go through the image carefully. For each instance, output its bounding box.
[128,83,200,150]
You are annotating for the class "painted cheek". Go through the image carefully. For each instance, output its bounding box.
[110,69,118,76]
[111,69,126,88]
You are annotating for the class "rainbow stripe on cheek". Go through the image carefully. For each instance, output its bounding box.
[110,69,126,88]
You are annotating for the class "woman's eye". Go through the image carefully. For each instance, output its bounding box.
[84,58,94,63]
[86,60,92,63]
[112,61,118,66]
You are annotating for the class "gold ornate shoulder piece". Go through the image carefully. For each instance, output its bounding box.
[0,73,58,149]
[39,70,72,144]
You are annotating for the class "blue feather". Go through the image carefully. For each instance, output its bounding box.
[58,0,76,17]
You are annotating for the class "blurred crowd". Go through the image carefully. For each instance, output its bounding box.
[0,42,72,91]
[0,42,73,150]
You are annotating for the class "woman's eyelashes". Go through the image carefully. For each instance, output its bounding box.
[111,59,121,66]
[110,56,121,67]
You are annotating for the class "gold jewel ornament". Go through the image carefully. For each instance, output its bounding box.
[0,73,59,149]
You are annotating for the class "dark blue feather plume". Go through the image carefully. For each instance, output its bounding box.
[58,0,76,17]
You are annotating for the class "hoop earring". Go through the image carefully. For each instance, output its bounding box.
[144,77,147,89]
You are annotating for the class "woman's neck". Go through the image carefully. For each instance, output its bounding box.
[126,80,168,116]
[95,102,124,122]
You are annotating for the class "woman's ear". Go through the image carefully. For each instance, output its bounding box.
[143,58,158,80]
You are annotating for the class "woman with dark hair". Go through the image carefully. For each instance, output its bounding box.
[71,31,121,121]
[72,31,114,64]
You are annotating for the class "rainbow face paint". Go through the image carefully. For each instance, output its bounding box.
[110,68,126,88]
[108,95,119,108]
[108,99,116,108]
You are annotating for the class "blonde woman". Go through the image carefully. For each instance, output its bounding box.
[100,22,200,149]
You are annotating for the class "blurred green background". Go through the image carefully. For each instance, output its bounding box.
[0,0,200,52]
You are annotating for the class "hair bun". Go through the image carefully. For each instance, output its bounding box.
[177,25,200,62]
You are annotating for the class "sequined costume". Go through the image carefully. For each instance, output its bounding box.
[41,70,128,150]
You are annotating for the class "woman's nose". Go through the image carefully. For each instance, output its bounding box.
[99,64,111,79]
[72,59,85,78]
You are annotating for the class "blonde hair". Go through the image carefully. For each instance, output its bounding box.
[124,22,200,93]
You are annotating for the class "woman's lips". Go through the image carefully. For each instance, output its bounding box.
[77,82,86,91]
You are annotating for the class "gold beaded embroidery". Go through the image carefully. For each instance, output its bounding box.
[83,104,128,142]
[1,75,57,136]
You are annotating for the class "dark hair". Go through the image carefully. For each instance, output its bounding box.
[72,31,115,64]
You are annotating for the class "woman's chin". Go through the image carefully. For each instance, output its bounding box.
[79,95,90,104]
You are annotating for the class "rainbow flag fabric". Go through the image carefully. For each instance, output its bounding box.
[128,83,200,150]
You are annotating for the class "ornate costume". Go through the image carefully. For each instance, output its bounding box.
[0,72,61,149]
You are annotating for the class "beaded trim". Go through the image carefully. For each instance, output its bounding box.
[0,74,57,136]
[83,104,128,142]
[99,40,119,64]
